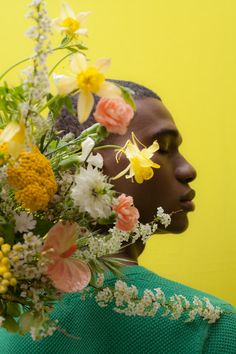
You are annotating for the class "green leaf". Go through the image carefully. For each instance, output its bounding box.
[58,155,80,170]
[102,259,124,278]
[0,223,15,245]
[3,316,19,333]
[64,96,75,115]
[60,35,72,47]
[74,43,88,50]
[33,218,54,237]
[67,46,79,53]
[119,85,136,110]
[6,303,22,317]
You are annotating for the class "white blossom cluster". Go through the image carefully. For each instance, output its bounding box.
[156,207,171,228]
[95,280,223,324]
[9,233,48,280]
[22,0,51,122]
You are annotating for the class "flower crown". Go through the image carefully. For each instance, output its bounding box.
[0,1,222,340]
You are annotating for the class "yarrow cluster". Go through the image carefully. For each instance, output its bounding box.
[0,0,225,341]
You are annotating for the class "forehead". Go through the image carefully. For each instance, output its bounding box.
[127,97,180,142]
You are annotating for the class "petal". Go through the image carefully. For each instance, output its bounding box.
[75,28,88,36]
[96,81,121,98]
[111,164,131,180]
[61,3,76,20]
[53,74,77,95]
[125,142,140,159]
[145,140,159,156]
[70,53,87,73]
[0,122,20,144]
[52,18,64,32]
[43,222,78,255]
[47,258,91,292]
[94,58,111,74]
[77,12,91,26]
[87,153,103,168]
[77,91,94,123]
[80,137,95,161]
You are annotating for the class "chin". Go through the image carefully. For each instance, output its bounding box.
[165,212,189,234]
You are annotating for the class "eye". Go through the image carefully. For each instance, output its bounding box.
[158,142,170,154]
[158,148,169,155]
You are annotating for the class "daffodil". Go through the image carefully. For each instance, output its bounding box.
[53,3,90,37]
[0,121,26,159]
[113,133,160,184]
[54,53,121,123]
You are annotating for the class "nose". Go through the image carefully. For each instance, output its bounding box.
[174,155,197,183]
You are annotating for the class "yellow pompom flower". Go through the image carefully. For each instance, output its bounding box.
[7,147,57,211]
[0,142,9,166]
[0,243,17,294]
[113,133,161,184]
[54,53,121,123]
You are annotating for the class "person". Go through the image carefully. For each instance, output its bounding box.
[0,80,235,353]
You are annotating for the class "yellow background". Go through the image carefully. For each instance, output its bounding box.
[0,0,235,305]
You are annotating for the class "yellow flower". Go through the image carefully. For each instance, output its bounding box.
[0,121,26,160]
[7,147,57,211]
[54,53,121,123]
[113,133,160,184]
[0,243,17,294]
[53,3,90,37]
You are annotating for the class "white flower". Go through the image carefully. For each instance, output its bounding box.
[0,316,5,326]
[14,212,36,233]
[53,3,90,37]
[156,207,171,228]
[79,137,103,168]
[71,165,113,219]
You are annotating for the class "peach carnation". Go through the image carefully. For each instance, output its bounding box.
[93,97,134,135]
[112,194,139,231]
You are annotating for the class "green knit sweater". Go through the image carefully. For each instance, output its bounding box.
[0,266,235,353]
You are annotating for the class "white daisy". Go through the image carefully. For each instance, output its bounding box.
[71,165,113,219]
[14,212,36,233]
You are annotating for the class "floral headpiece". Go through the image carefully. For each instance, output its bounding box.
[0,0,222,340]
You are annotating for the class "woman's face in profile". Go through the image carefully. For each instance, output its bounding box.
[101,97,197,233]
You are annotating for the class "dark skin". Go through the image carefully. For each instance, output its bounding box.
[100,97,197,264]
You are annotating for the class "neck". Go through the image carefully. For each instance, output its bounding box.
[111,239,145,266]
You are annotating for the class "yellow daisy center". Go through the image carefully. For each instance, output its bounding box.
[76,67,105,93]
[60,17,80,33]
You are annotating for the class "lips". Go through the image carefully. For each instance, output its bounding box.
[180,189,196,211]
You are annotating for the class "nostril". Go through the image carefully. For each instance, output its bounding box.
[175,161,197,183]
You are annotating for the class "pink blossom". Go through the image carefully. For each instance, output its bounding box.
[42,222,91,293]
[113,194,140,231]
[93,97,134,135]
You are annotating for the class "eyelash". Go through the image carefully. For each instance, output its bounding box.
[158,148,169,155]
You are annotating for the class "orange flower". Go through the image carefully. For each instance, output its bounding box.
[42,222,91,293]
[112,194,139,231]
[94,97,134,135]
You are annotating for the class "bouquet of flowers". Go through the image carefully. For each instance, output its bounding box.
[0,0,223,340]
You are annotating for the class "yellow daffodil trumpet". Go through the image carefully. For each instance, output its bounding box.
[53,53,121,124]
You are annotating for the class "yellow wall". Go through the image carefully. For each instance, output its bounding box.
[0,0,235,305]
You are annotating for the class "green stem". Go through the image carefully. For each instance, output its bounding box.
[94,145,122,151]
[0,45,77,82]
[49,52,74,77]
[0,57,34,81]
[38,95,58,113]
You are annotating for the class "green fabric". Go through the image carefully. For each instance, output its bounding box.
[0,265,235,353]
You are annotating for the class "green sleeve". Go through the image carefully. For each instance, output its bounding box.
[203,311,236,353]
